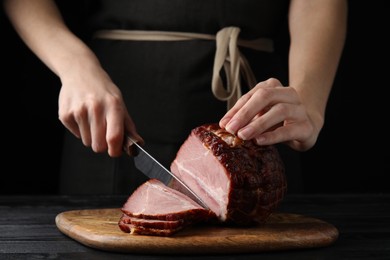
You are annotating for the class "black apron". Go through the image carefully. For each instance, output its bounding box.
[59,0,303,195]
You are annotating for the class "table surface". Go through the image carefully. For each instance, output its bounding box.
[1,193,389,260]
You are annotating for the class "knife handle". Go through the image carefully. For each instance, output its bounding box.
[123,134,144,157]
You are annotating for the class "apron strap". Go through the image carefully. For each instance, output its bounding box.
[94,27,274,110]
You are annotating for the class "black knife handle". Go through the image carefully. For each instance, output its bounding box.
[123,134,144,157]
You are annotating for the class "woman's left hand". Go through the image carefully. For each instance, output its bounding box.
[219,78,322,151]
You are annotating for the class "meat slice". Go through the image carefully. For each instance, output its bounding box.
[170,123,287,225]
[119,214,184,229]
[120,178,216,236]
[118,220,184,236]
[121,178,215,221]
[118,214,187,236]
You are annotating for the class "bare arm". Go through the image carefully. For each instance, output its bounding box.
[3,0,91,77]
[3,0,142,156]
[287,0,347,148]
[220,0,347,151]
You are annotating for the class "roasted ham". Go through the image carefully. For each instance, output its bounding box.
[119,123,287,236]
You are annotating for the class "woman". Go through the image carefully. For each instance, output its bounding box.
[3,0,347,194]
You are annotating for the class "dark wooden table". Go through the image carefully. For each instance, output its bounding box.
[1,193,389,259]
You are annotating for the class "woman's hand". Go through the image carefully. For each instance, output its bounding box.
[220,0,347,152]
[3,0,143,157]
[219,78,322,151]
[58,58,142,157]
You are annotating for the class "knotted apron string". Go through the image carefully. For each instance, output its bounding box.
[94,27,274,110]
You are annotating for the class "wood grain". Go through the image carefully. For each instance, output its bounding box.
[55,208,339,254]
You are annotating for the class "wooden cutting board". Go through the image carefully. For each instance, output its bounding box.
[55,208,339,254]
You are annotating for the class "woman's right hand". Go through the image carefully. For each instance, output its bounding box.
[3,0,143,157]
[58,57,142,157]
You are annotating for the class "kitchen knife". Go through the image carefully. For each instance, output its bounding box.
[124,135,209,209]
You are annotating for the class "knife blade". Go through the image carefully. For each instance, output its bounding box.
[124,135,208,209]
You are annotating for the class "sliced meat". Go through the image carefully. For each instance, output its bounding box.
[119,214,184,229]
[118,213,188,236]
[121,178,215,221]
[120,178,216,236]
[118,220,184,236]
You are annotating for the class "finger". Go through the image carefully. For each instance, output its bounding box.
[59,111,81,139]
[229,85,302,135]
[236,102,295,140]
[219,90,252,128]
[221,82,272,132]
[89,103,108,153]
[254,123,299,145]
[104,105,125,157]
[221,92,264,134]
[220,80,273,129]
[224,87,279,134]
[74,106,92,147]
[254,121,313,150]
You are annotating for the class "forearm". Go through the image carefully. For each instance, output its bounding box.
[3,0,98,79]
[288,0,347,128]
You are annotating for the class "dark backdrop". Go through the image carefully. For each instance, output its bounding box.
[1,1,388,194]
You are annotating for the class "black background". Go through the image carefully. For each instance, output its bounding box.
[1,1,388,194]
